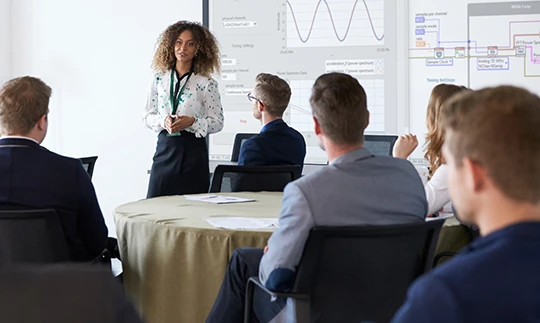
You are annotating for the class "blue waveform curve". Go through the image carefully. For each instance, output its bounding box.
[286,0,385,43]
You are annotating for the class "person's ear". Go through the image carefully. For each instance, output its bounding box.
[462,157,487,194]
[313,116,322,135]
[257,101,265,112]
[37,114,48,131]
[365,110,370,129]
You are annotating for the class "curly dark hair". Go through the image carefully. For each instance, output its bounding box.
[152,21,220,76]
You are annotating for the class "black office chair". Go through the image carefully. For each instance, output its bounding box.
[0,209,69,265]
[432,208,480,267]
[245,220,445,323]
[209,165,301,193]
[432,224,478,267]
[0,209,110,266]
[364,135,398,156]
[79,156,98,179]
[231,133,257,162]
[0,265,142,323]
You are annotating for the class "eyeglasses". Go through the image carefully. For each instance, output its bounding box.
[247,92,262,103]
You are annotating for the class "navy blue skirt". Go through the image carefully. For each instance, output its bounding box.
[146,130,210,198]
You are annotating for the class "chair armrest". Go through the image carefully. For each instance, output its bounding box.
[244,277,309,323]
[433,251,456,267]
[90,249,112,265]
[247,277,309,300]
[107,237,121,259]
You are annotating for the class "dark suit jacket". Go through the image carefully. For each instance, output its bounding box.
[392,222,540,323]
[0,137,108,261]
[238,119,306,171]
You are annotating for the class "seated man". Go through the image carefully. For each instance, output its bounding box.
[392,86,540,323]
[239,73,306,170]
[207,73,428,323]
[0,76,108,261]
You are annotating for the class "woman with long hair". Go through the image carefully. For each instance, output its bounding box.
[143,21,224,198]
[393,84,469,215]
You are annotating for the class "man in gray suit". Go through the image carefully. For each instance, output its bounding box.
[206,73,427,323]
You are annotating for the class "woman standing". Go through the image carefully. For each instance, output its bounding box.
[393,84,469,215]
[144,21,223,198]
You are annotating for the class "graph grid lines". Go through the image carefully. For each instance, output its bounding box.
[288,79,385,134]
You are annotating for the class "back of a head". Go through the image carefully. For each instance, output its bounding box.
[427,84,469,132]
[425,83,470,175]
[310,73,368,145]
[442,86,540,204]
[254,73,291,118]
[0,76,51,136]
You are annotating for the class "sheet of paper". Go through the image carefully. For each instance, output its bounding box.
[206,217,279,230]
[185,195,255,204]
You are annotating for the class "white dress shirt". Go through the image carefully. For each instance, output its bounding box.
[143,71,224,137]
[425,164,451,215]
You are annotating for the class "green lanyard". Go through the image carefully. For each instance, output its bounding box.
[169,70,193,115]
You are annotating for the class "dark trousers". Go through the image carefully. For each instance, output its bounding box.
[207,248,286,323]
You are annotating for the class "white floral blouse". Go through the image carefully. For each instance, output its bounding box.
[143,71,224,137]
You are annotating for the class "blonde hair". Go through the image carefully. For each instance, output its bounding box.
[424,84,469,178]
[0,76,51,135]
[442,86,540,203]
[152,21,220,77]
[253,73,291,117]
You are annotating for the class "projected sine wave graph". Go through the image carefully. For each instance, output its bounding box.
[286,0,385,48]
[289,79,385,133]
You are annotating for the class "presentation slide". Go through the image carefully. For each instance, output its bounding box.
[208,0,400,164]
[468,2,540,90]
[208,0,537,164]
[408,0,540,161]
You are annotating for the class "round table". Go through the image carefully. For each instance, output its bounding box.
[115,192,472,323]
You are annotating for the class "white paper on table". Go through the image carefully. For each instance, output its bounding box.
[206,217,279,230]
[425,212,454,222]
[185,195,255,204]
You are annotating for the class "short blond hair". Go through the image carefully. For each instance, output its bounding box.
[0,76,51,135]
[253,73,291,117]
[442,86,540,203]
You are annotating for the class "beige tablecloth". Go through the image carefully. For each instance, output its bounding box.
[115,192,472,323]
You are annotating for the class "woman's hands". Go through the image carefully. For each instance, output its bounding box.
[164,115,195,134]
[393,134,418,159]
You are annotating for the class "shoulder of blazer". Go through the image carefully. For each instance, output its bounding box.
[265,120,289,131]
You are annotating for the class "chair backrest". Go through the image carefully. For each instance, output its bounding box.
[79,156,98,179]
[292,220,445,323]
[0,209,70,265]
[453,206,481,240]
[209,165,301,193]
[364,135,398,156]
[0,265,141,323]
[231,133,257,162]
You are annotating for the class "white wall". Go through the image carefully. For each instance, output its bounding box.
[10,0,202,234]
[0,0,10,83]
